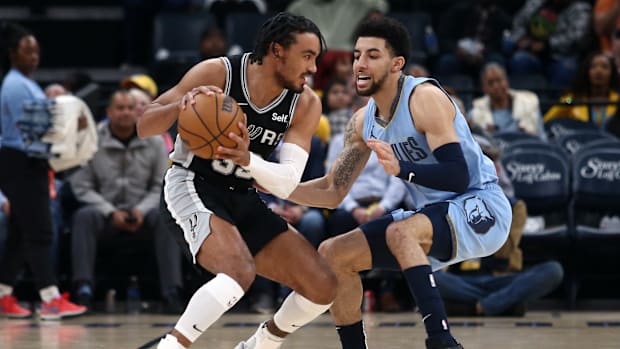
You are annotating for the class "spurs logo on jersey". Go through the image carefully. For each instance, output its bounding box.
[169,53,301,188]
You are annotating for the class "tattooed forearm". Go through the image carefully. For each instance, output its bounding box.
[334,146,363,189]
[335,113,362,189]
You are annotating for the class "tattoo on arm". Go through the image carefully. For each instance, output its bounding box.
[334,114,363,189]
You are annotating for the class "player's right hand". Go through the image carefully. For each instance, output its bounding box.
[178,85,223,111]
[367,138,400,176]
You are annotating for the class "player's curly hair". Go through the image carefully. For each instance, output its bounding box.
[250,12,326,65]
[353,17,412,66]
[0,21,32,75]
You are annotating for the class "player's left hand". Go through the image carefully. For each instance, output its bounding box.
[216,113,251,166]
[366,138,400,175]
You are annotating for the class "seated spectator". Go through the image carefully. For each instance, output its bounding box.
[544,52,619,127]
[510,0,592,87]
[121,74,158,99]
[121,75,175,151]
[44,83,68,99]
[470,63,546,138]
[436,0,512,78]
[434,134,564,316]
[322,78,354,137]
[70,90,183,313]
[314,50,353,92]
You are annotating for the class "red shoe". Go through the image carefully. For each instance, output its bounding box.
[0,295,32,318]
[40,293,87,320]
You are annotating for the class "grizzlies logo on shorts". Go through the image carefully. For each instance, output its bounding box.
[463,195,496,235]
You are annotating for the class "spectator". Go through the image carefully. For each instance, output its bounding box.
[121,74,158,99]
[594,0,620,53]
[510,0,592,87]
[544,52,620,127]
[121,74,175,151]
[314,50,353,92]
[0,22,86,320]
[436,0,512,78]
[470,63,546,138]
[321,78,354,137]
[70,90,183,313]
[44,83,68,99]
[610,28,620,75]
[434,134,564,316]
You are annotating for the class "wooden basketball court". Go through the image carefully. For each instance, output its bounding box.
[2,311,619,348]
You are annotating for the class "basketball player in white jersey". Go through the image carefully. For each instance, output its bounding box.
[137,13,337,349]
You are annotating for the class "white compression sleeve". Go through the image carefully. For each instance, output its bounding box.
[242,142,308,199]
[175,273,244,343]
[273,291,332,333]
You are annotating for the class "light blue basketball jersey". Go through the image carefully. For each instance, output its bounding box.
[362,76,498,209]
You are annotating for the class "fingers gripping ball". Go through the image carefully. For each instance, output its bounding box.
[178,93,243,159]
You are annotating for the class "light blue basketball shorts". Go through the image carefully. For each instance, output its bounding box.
[391,182,512,271]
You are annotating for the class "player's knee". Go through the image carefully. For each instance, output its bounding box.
[220,261,256,292]
[385,220,432,254]
[318,238,344,268]
[300,267,338,304]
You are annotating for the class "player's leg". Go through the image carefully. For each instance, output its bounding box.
[316,228,373,349]
[161,214,255,349]
[158,169,256,349]
[386,207,462,349]
[235,227,337,349]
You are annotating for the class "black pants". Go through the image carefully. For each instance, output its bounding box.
[0,147,56,289]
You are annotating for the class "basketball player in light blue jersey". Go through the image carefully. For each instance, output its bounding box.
[284,17,512,349]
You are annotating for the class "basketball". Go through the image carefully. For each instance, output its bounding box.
[178,93,243,159]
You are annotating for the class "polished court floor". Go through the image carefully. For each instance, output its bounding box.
[1,311,619,348]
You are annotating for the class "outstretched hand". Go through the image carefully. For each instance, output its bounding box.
[215,113,251,167]
[366,138,400,176]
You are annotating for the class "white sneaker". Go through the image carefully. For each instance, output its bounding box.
[157,334,185,349]
[234,322,283,349]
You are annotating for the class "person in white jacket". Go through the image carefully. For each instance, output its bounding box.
[469,63,546,139]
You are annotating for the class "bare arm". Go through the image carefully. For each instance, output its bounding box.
[136,58,226,138]
[287,108,371,209]
[412,83,459,149]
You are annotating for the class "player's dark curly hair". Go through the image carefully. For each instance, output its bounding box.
[0,21,31,76]
[353,17,412,66]
[250,12,326,65]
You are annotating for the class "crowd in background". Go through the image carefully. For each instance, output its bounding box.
[1,0,619,318]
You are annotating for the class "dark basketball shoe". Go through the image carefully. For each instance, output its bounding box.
[425,338,464,349]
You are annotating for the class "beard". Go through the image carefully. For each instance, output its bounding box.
[275,59,306,93]
[356,71,388,96]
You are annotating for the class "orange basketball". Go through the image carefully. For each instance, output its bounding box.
[178,93,243,159]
